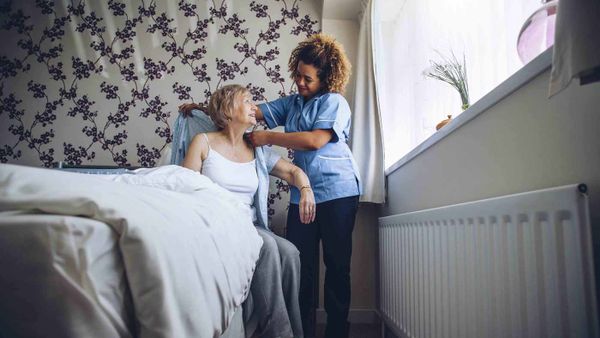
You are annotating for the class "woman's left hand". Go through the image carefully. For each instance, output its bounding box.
[178,103,205,116]
[299,187,316,224]
[246,131,270,147]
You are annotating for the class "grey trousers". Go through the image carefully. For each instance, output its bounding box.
[244,227,303,338]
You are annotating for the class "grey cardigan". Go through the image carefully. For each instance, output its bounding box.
[170,110,280,230]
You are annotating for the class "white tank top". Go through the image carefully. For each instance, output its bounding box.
[200,134,258,221]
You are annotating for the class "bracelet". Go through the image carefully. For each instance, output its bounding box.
[300,185,312,192]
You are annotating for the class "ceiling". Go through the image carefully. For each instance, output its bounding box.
[320,0,407,22]
[321,0,364,21]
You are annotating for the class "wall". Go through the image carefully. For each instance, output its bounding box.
[0,0,320,232]
[321,19,359,109]
[0,0,320,168]
[382,67,600,333]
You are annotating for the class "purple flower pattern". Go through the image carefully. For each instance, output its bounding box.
[0,0,320,230]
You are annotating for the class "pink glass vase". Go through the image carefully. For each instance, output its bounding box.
[517,0,558,64]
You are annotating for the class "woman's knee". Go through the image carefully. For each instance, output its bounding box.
[257,229,279,260]
[279,238,300,269]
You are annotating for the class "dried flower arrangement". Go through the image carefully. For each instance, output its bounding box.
[423,51,470,110]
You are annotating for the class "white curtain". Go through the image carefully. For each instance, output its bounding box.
[374,0,541,169]
[549,0,600,96]
[351,0,385,203]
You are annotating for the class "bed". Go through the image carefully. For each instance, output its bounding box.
[0,163,262,338]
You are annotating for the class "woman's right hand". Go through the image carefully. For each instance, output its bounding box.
[268,159,315,224]
[299,186,316,224]
[246,130,270,147]
[178,103,204,117]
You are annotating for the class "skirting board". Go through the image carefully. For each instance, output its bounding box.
[316,308,380,324]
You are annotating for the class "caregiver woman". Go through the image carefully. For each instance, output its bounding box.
[250,33,361,338]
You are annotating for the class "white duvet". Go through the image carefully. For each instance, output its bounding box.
[0,164,262,338]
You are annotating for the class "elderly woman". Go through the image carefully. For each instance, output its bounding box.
[182,84,313,338]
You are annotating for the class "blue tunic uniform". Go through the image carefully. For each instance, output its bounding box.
[259,92,362,204]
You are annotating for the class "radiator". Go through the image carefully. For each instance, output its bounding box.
[379,184,598,338]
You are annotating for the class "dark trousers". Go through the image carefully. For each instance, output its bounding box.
[286,195,359,338]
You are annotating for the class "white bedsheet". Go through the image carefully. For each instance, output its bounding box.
[0,164,263,338]
[0,212,135,338]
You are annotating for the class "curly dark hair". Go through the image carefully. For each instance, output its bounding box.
[288,33,351,94]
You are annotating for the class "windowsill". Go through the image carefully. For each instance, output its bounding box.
[385,47,553,176]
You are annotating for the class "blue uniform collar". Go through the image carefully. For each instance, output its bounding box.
[295,92,325,106]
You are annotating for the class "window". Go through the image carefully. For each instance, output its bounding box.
[374,0,547,170]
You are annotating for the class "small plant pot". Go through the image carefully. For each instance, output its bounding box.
[436,115,452,130]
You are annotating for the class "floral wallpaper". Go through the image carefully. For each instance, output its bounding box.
[0,0,320,232]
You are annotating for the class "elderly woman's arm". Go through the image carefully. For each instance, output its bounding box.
[182,134,208,171]
[269,159,316,224]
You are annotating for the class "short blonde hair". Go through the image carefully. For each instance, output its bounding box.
[207,84,249,129]
[288,33,351,94]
